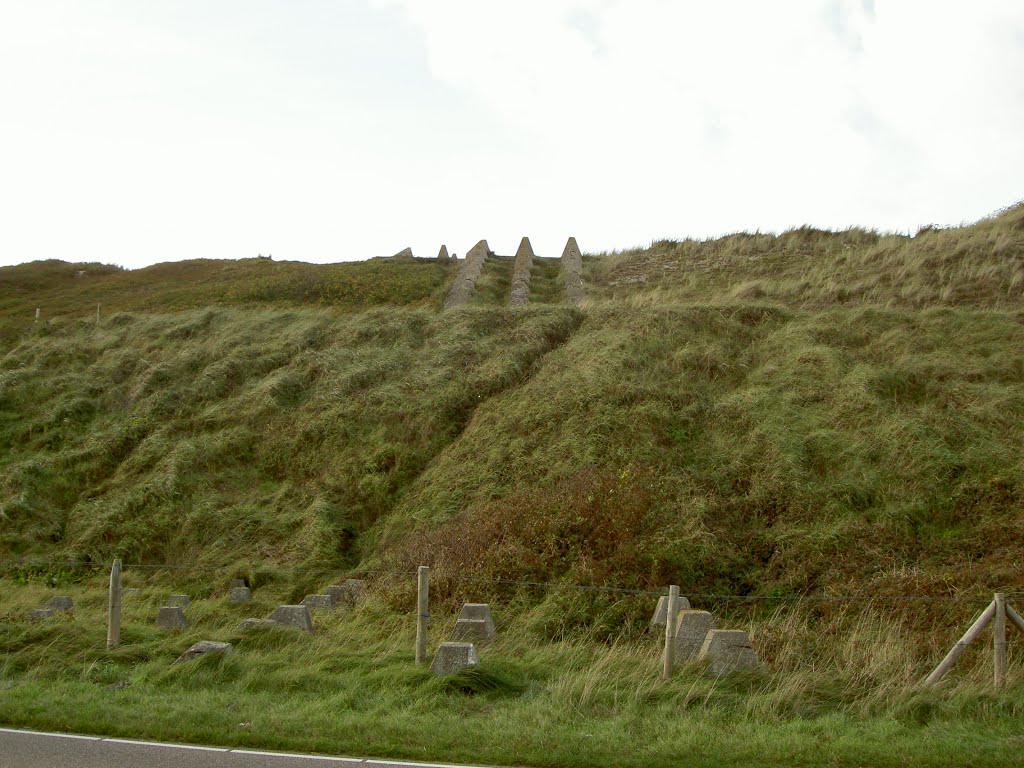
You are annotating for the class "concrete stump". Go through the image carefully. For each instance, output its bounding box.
[452,618,494,643]
[699,629,760,677]
[650,595,692,628]
[157,606,188,630]
[268,605,313,633]
[230,578,247,589]
[45,596,73,611]
[430,642,479,676]
[166,594,190,607]
[301,594,333,609]
[229,586,251,604]
[325,579,364,607]
[29,608,55,619]
[671,610,715,662]
[457,603,496,637]
[174,640,233,665]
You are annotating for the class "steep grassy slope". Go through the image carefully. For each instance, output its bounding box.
[1,203,1023,604]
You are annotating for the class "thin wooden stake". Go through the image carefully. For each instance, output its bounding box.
[106,559,122,651]
[994,593,1007,689]
[662,585,680,680]
[1006,603,1024,635]
[415,565,429,664]
[924,600,995,687]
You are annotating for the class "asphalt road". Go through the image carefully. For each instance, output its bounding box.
[0,728,502,768]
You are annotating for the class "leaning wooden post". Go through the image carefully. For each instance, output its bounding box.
[415,565,429,664]
[106,559,122,651]
[662,585,680,679]
[924,599,996,687]
[1007,602,1024,635]
[994,593,1007,689]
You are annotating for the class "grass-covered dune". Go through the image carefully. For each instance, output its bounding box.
[2,204,1024,766]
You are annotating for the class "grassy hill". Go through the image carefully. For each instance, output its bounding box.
[2,203,1024,766]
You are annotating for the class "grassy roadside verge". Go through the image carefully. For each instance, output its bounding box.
[2,578,1022,768]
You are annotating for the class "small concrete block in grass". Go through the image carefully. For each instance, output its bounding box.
[672,610,716,662]
[29,608,55,619]
[166,594,190,607]
[453,618,493,643]
[457,604,496,637]
[325,579,365,607]
[268,605,313,633]
[45,596,74,611]
[157,606,188,630]
[650,595,692,628]
[699,629,760,677]
[430,642,479,676]
[230,579,247,589]
[301,594,333,609]
[174,640,233,665]
[229,587,251,604]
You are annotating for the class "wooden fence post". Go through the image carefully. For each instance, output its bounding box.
[662,585,680,680]
[924,600,995,687]
[994,593,1007,689]
[415,565,429,664]
[106,559,122,651]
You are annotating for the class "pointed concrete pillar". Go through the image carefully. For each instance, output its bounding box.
[561,237,584,306]
[509,237,535,307]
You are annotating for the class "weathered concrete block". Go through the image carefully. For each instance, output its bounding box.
[650,595,692,627]
[157,606,188,630]
[457,603,496,638]
[325,579,364,607]
[561,236,585,306]
[444,239,490,308]
[230,578,247,589]
[29,608,55,619]
[301,594,333,609]
[166,594,190,607]
[699,629,760,677]
[268,605,313,633]
[672,610,715,662]
[452,618,494,643]
[509,236,535,307]
[393,247,414,258]
[174,640,233,665]
[430,642,479,676]
[45,596,73,611]
[229,586,251,604]
[437,244,450,262]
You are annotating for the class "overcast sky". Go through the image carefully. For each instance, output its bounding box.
[1,1,1022,268]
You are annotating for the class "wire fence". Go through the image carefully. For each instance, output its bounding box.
[0,556,1007,604]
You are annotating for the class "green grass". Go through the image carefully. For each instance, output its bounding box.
[2,203,1024,765]
[1,573,1022,768]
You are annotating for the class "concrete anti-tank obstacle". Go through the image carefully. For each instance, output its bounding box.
[670,610,716,663]
[443,239,491,309]
[561,236,584,306]
[230,578,246,589]
[301,594,333,609]
[437,245,450,262]
[45,596,74,611]
[174,640,233,665]
[393,247,414,258]
[166,594,190,608]
[325,579,365,607]
[508,236,536,307]
[698,629,759,677]
[650,595,692,628]
[29,608,55,619]
[453,603,496,643]
[268,605,314,633]
[229,586,251,604]
[430,642,480,675]
[157,606,188,630]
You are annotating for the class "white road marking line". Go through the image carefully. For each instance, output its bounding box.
[102,737,228,752]
[230,749,362,763]
[366,762,487,768]
[0,727,101,741]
